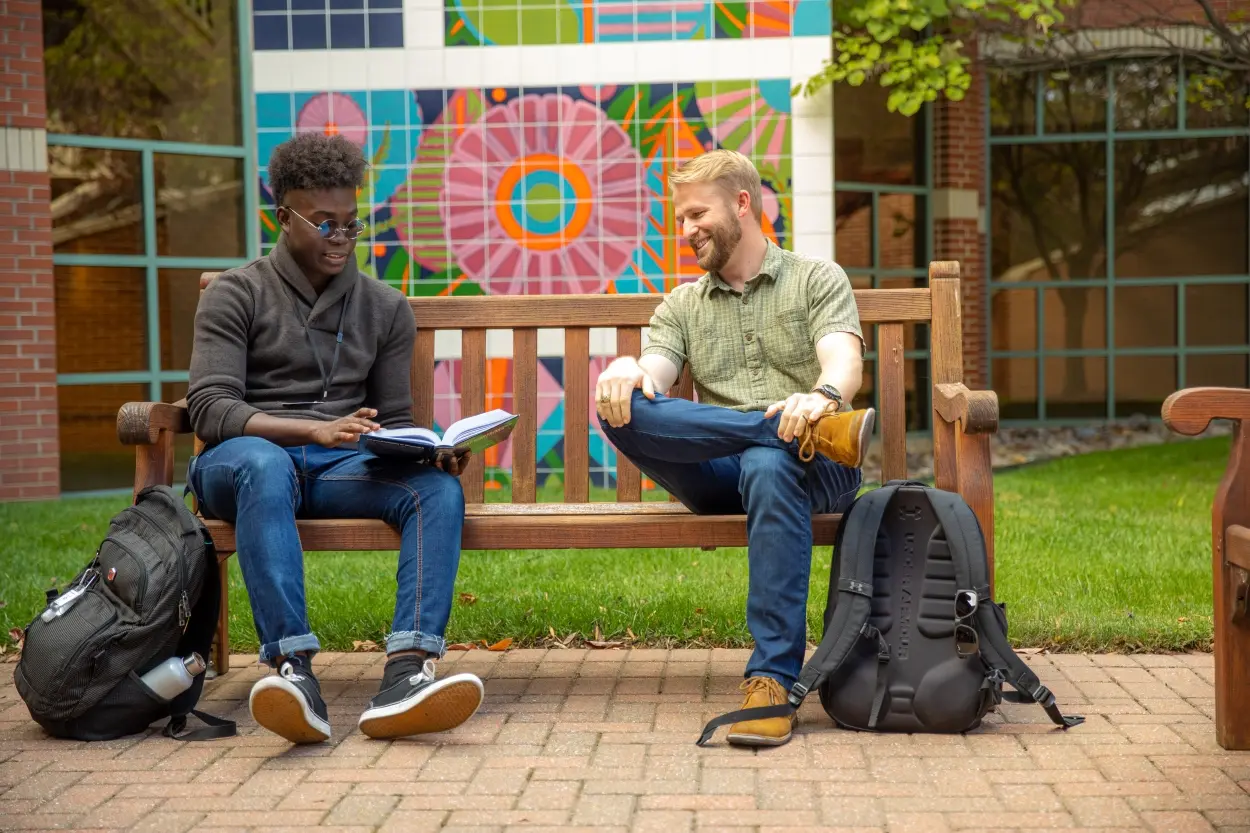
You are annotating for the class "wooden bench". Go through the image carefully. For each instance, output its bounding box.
[1162,388,1250,750]
[116,260,999,677]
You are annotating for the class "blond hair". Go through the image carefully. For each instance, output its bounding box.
[668,149,763,222]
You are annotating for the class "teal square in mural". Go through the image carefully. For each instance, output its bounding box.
[256,93,294,130]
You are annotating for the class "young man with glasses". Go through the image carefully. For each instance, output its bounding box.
[185,132,483,744]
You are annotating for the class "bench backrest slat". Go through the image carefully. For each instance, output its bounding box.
[563,327,591,502]
[461,328,487,504]
[877,322,908,484]
[403,289,932,328]
[413,328,435,428]
[512,328,539,503]
[614,327,644,502]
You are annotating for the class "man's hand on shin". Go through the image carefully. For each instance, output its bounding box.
[765,392,836,442]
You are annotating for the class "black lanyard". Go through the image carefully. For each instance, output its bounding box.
[282,281,353,401]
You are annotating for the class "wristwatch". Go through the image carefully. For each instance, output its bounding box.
[810,383,844,411]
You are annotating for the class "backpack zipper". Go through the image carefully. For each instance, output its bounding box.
[97,536,150,616]
[126,503,193,629]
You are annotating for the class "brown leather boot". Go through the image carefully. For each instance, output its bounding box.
[727,677,796,747]
[797,405,875,468]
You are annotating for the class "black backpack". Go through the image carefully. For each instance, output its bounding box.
[13,486,236,742]
[698,480,1083,745]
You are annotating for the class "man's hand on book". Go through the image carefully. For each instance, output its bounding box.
[310,408,381,448]
[435,450,471,477]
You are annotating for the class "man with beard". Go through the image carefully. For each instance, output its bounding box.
[185,132,484,745]
[594,149,873,748]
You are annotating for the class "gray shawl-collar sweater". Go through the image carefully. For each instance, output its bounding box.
[186,235,416,446]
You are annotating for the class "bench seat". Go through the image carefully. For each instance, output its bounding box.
[201,503,845,552]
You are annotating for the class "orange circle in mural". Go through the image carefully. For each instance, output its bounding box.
[493,153,593,252]
[492,88,507,102]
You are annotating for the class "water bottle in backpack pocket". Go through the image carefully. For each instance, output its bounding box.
[13,486,236,742]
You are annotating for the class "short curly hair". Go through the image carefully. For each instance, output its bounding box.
[267,132,367,207]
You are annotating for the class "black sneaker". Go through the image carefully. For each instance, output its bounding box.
[358,657,483,739]
[248,655,331,743]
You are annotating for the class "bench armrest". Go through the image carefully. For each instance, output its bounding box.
[933,383,998,434]
[117,399,193,445]
[1163,387,1250,435]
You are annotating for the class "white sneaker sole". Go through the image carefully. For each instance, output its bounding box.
[358,673,484,739]
[249,676,331,744]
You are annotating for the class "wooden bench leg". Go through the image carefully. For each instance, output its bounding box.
[1212,430,1250,750]
[214,558,231,676]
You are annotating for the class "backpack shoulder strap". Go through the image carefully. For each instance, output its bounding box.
[925,489,1084,729]
[695,483,899,746]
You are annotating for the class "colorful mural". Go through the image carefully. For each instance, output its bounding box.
[444,0,832,45]
[255,80,796,488]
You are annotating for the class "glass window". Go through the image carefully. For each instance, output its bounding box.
[1188,354,1248,389]
[991,143,1108,282]
[50,147,144,255]
[1043,287,1105,350]
[1186,284,1248,347]
[989,71,1035,136]
[1184,61,1250,129]
[835,192,872,268]
[54,266,148,373]
[58,383,149,492]
[990,60,1250,423]
[1115,61,1178,132]
[1042,68,1108,134]
[877,194,924,270]
[1114,137,1249,279]
[834,82,920,184]
[42,0,242,145]
[992,358,1037,420]
[990,288,1037,352]
[159,270,205,372]
[1115,355,1177,418]
[155,155,247,259]
[1044,356,1107,420]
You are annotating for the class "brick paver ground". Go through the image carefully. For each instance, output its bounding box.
[1,649,1247,832]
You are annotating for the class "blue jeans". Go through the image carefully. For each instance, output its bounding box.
[187,437,466,666]
[598,391,862,688]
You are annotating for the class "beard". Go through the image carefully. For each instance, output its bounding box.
[694,217,742,273]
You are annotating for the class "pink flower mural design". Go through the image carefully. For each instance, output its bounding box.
[296,93,368,147]
[442,93,649,295]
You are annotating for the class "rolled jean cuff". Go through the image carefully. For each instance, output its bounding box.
[259,633,321,666]
[386,630,447,658]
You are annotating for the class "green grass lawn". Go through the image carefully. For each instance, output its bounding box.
[0,437,1227,654]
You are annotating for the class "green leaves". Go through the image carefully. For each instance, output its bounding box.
[799,0,1073,115]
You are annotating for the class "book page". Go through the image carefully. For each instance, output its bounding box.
[444,409,516,447]
[369,426,441,445]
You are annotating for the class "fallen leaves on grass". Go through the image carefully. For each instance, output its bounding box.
[6,628,24,661]
[484,638,512,651]
[351,639,381,652]
[458,593,478,606]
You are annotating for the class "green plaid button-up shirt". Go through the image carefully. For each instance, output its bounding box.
[641,240,863,412]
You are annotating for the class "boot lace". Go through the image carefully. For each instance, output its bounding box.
[740,676,784,706]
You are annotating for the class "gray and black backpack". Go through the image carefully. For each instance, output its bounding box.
[698,480,1083,745]
[13,486,235,742]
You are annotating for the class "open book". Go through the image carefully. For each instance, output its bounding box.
[361,409,519,462]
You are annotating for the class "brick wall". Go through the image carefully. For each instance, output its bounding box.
[0,0,58,501]
[933,44,987,388]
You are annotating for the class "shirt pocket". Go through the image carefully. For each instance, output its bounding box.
[766,306,814,367]
[689,331,738,385]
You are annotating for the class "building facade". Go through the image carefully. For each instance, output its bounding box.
[0,0,1246,500]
